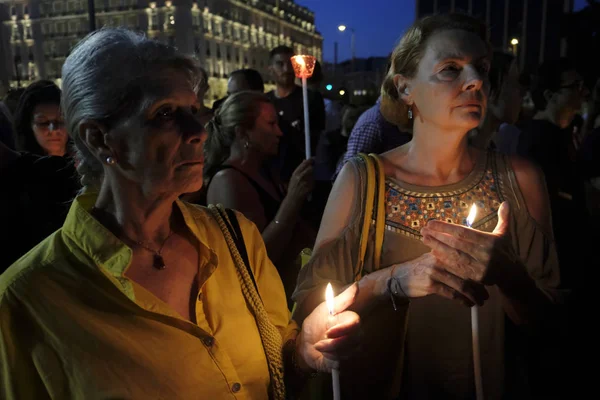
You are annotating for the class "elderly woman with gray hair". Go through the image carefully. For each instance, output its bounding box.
[0,28,360,399]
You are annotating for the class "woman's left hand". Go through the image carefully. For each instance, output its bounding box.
[420,202,517,287]
[296,283,361,373]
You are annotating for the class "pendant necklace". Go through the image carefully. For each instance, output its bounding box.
[90,206,174,270]
[131,230,174,270]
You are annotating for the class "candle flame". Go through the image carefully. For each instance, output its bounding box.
[293,55,306,68]
[326,283,334,316]
[466,204,478,227]
[290,55,316,78]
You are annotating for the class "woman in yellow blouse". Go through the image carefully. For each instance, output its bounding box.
[0,28,360,399]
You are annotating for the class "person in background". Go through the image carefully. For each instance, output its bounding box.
[294,14,564,399]
[0,140,79,270]
[471,51,523,152]
[334,96,412,179]
[204,92,315,305]
[266,45,325,182]
[212,68,265,111]
[13,80,68,157]
[0,28,360,399]
[516,58,589,291]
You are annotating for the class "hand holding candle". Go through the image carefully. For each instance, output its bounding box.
[326,283,341,400]
[290,55,316,159]
[294,283,360,376]
[420,202,516,400]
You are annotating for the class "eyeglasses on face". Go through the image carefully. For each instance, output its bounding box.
[33,120,65,130]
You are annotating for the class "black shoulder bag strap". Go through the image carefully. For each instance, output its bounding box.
[216,207,262,303]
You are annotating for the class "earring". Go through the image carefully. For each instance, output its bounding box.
[408,107,413,120]
[105,156,116,165]
[244,140,250,149]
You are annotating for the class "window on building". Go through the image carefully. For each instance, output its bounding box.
[11,25,20,42]
[28,62,36,80]
[25,24,33,40]
[56,22,66,35]
[54,1,64,14]
[204,16,211,33]
[128,14,138,28]
[68,20,78,34]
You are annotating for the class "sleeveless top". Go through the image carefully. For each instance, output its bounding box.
[293,151,563,400]
[209,165,284,223]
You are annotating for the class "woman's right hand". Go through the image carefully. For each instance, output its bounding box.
[390,252,489,307]
[287,158,314,203]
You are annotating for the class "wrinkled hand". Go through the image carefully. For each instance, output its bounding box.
[420,202,517,287]
[391,252,489,307]
[297,283,361,373]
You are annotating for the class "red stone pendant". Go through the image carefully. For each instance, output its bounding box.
[153,254,166,270]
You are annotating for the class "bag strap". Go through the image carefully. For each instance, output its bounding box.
[355,153,375,281]
[355,153,386,281]
[370,153,386,271]
[216,206,262,303]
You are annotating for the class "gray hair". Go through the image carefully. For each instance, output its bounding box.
[61,27,203,191]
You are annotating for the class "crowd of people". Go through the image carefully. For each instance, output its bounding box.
[0,11,595,399]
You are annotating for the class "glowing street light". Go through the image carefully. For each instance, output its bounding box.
[339,89,346,96]
[510,38,519,55]
[337,24,356,72]
[326,84,333,91]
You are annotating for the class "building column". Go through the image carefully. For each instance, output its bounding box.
[521,0,528,71]
[174,0,194,55]
[503,0,510,52]
[539,0,547,63]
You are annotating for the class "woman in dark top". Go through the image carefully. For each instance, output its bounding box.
[205,92,315,305]
[13,80,68,157]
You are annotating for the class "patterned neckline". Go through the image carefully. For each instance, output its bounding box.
[386,150,488,198]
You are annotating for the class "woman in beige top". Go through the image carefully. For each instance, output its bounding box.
[293,14,564,400]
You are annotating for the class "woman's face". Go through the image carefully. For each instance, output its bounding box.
[106,69,208,197]
[246,102,283,156]
[404,29,490,133]
[32,103,67,156]
[491,61,523,124]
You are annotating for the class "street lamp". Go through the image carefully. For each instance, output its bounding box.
[510,38,519,55]
[338,24,355,72]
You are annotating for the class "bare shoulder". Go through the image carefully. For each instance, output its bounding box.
[207,168,257,202]
[508,155,552,233]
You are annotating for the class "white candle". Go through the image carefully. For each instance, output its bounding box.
[290,55,316,160]
[326,283,341,400]
[466,205,484,400]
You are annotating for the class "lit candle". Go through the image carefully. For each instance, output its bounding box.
[290,55,316,159]
[466,204,484,400]
[325,283,341,400]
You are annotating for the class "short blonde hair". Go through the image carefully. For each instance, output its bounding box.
[381,14,490,129]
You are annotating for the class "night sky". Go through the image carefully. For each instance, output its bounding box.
[297,0,589,63]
